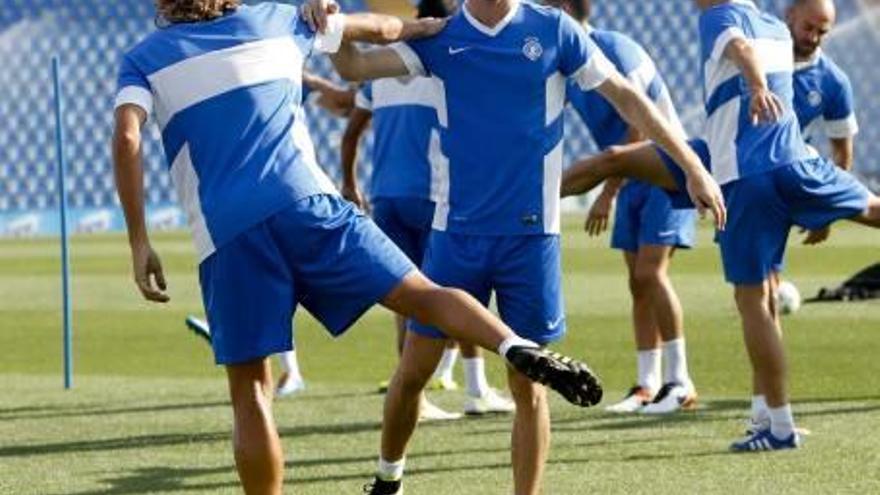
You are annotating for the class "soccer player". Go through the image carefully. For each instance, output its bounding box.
[550,0,698,414]
[340,0,515,417]
[184,71,356,399]
[307,0,724,491]
[113,1,604,493]
[563,0,880,452]
[788,0,859,246]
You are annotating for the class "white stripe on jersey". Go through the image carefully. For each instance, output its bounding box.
[706,98,741,185]
[705,35,793,104]
[147,36,306,128]
[428,129,448,206]
[390,42,426,78]
[542,140,563,235]
[170,144,215,261]
[431,129,451,231]
[625,58,657,95]
[370,77,442,112]
[571,50,615,92]
[291,106,338,195]
[545,72,566,125]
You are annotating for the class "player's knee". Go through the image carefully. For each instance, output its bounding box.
[632,262,665,290]
[734,283,772,314]
[507,369,547,409]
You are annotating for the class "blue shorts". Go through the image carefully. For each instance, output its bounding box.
[718,158,870,285]
[410,232,565,345]
[371,197,435,265]
[658,139,712,209]
[611,180,696,252]
[199,194,415,365]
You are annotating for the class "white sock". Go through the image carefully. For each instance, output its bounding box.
[463,357,490,398]
[431,347,459,382]
[637,348,662,392]
[498,336,538,359]
[662,338,691,388]
[751,395,769,425]
[377,457,405,481]
[277,350,302,382]
[768,404,796,439]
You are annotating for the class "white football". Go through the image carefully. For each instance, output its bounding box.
[777,280,802,315]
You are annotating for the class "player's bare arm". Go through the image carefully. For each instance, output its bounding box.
[723,38,784,124]
[829,137,854,171]
[112,104,169,303]
[595,72,727,229]
[303,71,355,116]
[340,107,373,209]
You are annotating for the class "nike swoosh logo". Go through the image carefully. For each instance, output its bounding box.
[546,315,565,330]
[448,47,472,55]
[657,230,677,237]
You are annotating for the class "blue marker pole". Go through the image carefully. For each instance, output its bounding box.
[52,56,73,390]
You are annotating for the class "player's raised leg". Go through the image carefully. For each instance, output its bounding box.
[562,143,688,199]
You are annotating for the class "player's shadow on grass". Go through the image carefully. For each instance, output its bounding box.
[0,400,231,421]
[0,390,371,421]
[67,446,518,494]
[0,420,383,458]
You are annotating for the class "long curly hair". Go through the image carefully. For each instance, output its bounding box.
[155,0,241,24]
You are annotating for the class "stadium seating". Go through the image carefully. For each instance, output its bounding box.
[1,0,878,235]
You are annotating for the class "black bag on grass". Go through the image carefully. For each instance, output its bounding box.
[806,263,880,302]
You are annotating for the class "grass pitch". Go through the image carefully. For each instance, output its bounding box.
[1,217,879,494]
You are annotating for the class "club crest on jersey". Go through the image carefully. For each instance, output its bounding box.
[808,90,823,107]
[522,37,543,61]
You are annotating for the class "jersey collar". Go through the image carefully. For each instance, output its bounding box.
[463,0,521,37]
[794,47,823,71]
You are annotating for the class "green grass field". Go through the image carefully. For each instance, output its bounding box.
[1,217,879,494]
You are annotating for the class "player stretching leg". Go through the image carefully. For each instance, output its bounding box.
[113,2,602,494]
[548,0,698,414]
[563,0,880,453]
[309,0,724,491]
[340,0,513,419]
[181,71,353,399]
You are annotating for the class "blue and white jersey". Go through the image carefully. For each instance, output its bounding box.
[567,26,685,149]
[355,77,443,201]
[114,3,344,262]
[699,0,810,185]
[793,50,859,143]
[391,1,615,235]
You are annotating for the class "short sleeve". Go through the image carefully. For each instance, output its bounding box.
[558,14,615,91]
[391,42,428,77]
[355,82,373,111]
[115,53,153,116]
[823,73,859,138]
[699,6,746,63]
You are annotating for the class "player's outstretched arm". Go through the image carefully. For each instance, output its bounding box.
[330,41,414,81]
[303,71,355,117]
[723,38,783,125]
[595,73,726,229]
[340,107,373,209]
[112,105,169,304]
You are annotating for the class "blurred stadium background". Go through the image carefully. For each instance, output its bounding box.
[1,0,879,238]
